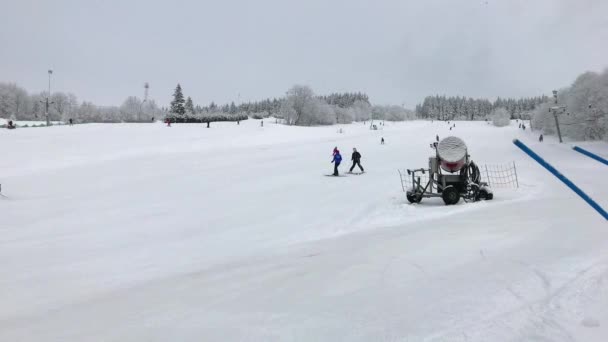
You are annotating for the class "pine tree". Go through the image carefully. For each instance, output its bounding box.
[185,96,194,116]
[170,84,186,121]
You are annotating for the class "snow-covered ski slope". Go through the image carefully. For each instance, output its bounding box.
[1,119,607,341]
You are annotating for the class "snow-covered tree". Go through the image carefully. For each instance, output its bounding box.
[491,107,510,127]
[52,92,72,121]
[280,85,343,126]
[281,85,315,125]
[350,100,372,121]
[0,83,29,120]
[533,69,608,141]
[120,96,143,121]
[185,96,194,118]
[170,84,185,121]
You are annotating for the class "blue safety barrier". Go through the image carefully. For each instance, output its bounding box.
[513,139,608,220]
[573,146,608,166]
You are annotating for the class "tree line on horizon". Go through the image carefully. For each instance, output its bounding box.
[0,83,163,123]
[415,95,549,121]
[165,84,376,125]
[2,69,606,141]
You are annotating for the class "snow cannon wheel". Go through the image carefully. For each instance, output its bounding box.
[442,187,460,205]
[476,186,493,201]
[406,192,422,204]
[477,189,493,201]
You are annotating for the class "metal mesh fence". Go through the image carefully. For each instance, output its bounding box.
[481,162,519,188]
[398,169,431,192]
[398,162,518,191]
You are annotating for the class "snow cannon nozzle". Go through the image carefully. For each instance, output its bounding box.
[436,136,467,173]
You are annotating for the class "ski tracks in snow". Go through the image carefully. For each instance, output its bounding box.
[427,258,608,341]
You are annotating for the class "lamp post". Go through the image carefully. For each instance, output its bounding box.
[45,69,53,126]
[549,90,565,143]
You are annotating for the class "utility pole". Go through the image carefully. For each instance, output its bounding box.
[45,69,53,126]
[139,82,149,122]
[549,90,565,143]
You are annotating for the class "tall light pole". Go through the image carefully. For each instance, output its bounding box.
[549,90,565,143]
[45,69,53,126]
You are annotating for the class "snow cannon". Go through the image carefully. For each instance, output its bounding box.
[404,136,493,205]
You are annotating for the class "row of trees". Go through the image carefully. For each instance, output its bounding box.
[532,69,608,141]
[166,84,402,126]
[278,85,413,126]
[0,82,163,123]
[189,93,371,119]
[198,99,283,117]
[7,72,604,140]
[166,84,247,123]
[416,95,548,121]
[320,92,370,108]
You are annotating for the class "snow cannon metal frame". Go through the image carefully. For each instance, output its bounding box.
[406,136,493,205]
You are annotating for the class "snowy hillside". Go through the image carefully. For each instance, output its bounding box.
[1,120,607,341]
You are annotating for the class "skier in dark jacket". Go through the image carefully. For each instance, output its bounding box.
[331,150,342,176]
[349,148,364,173]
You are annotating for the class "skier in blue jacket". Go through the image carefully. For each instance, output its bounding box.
[331,150,342,176]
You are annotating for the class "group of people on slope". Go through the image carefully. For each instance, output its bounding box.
[331,147,364,176]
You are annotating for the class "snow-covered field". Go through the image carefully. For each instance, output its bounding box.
[1,119,607,341]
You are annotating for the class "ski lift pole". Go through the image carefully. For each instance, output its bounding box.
[551,90,564,143]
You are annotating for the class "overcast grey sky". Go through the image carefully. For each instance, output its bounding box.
[1,0,606,107]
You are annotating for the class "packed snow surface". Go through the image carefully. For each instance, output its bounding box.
[1,119,607,341]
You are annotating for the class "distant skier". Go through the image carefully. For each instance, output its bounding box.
[69,118,73,125]
[539,134,543,142]
[381,137,385,145]
[165,118,171,127]
[436,134,439,142]
[349,148,364,173]
[7,120,16,129]
[331,149,342,176]
[261,120,264,127]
